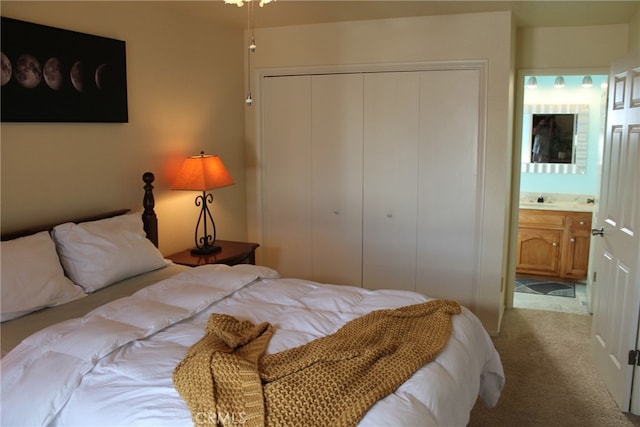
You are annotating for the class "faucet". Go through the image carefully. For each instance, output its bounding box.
[537,195,544,203]
[587,198,595,204]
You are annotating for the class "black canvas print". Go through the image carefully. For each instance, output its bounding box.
[1,17,128,123]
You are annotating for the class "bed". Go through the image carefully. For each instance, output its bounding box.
[0,172,504,427]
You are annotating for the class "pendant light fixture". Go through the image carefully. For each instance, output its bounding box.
[224,0,275,106]
[526,76,538,89]
[581,75,593,88]
[245,0,255,105]
[554,76,565,88]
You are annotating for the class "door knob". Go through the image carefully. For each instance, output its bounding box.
[591,227,604,237]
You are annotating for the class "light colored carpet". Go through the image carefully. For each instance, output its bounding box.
[469,308,640,427]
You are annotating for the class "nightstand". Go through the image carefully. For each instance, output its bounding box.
[167,240,259,267]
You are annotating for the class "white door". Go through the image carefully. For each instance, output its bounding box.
[591,49,640,414]
[262,74,364,284]
[362,72,420,290]
[311,74,364,285]
[262,75,313,278]
[416,69,482,307]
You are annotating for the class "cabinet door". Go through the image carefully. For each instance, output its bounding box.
[362,72,420,290]
[516,228,562,276]
[561,212,592,279]
[262,76,313,278]
[417,69,482,304]
[311,74,364,285]
[561,229,591,279]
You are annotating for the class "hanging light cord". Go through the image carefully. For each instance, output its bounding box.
[246,1,255,105]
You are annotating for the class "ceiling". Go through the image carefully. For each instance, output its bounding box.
[164,1,639,30]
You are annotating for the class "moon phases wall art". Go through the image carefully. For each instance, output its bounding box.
[1,17,128,123]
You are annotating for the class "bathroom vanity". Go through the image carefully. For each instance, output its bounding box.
[516,204,593,279]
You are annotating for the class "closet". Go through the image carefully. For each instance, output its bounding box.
[261,66,484,306]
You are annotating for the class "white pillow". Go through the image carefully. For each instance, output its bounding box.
[52,214,169,292]
[1,231,87,322]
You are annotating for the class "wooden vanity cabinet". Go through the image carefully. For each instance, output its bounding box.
[516,209,592,279]
[561,213,592,278]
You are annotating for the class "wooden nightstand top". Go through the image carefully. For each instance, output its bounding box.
[167,240,259,267]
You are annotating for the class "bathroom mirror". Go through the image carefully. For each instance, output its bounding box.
[521,104,589,174]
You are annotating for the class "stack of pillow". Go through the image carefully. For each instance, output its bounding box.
[1,214,168,322]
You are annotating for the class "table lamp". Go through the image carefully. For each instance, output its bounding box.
[171,151,234,254]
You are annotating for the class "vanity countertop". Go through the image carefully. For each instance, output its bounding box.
[519,201,595,212]
[519,192,595,212]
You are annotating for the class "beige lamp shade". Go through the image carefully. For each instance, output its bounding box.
[171,152,234,191]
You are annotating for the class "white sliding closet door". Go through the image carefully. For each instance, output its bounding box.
[417,69,481,306]
[262,74,364,284]
[311,74,364,285]
[362,72,420,290]
[262,76,313,278]
[261,67,483,303]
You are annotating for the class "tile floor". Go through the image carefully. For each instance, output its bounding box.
[513,281,590,315]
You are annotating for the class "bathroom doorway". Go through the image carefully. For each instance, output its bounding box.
[513,71,608,315]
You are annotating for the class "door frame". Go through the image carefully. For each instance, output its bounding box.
[507,67,610,310]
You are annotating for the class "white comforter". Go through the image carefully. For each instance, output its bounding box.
[1,264,504,427]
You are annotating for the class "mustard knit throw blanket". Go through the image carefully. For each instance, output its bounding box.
[173,299,461,427]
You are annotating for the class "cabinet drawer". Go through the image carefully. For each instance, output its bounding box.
[567,213,592,230]
[519,209,566,228]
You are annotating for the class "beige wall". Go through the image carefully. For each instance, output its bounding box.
[517,24,629,69]
[0,2,247,255]
[245,12,515,334]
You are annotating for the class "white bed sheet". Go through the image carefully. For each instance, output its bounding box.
[1,264,503,427]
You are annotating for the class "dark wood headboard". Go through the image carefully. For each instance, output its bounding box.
[142,172,158,247]
[1,172,159,248]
